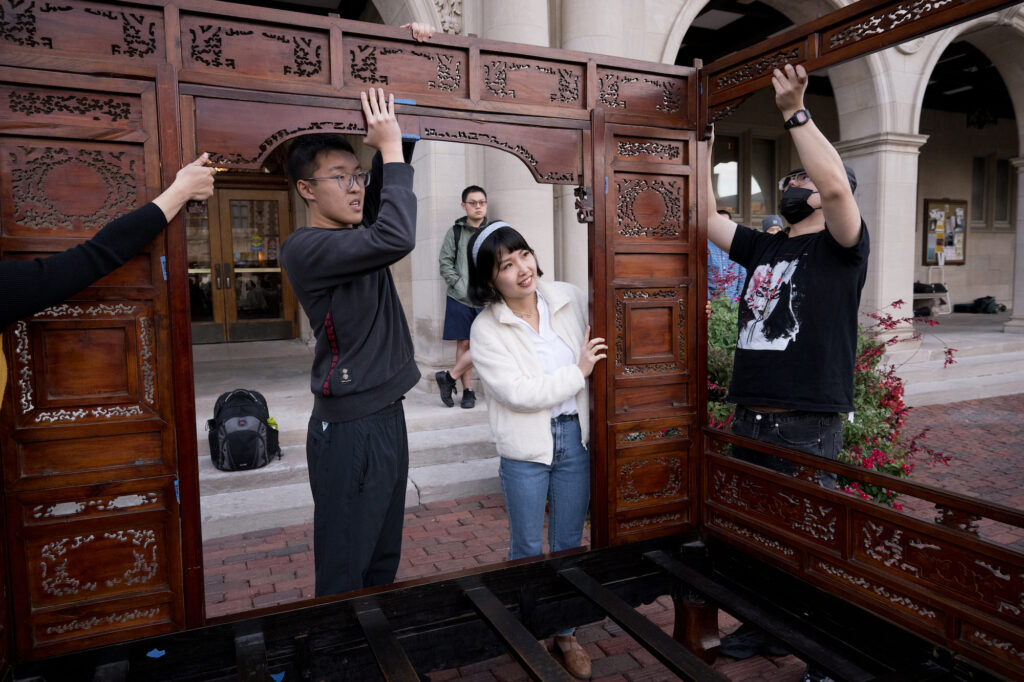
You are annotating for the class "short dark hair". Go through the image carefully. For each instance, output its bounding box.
[286,134,357,204]
[716,208,732,220]
[467,224,544,306]
[462,185,487,202]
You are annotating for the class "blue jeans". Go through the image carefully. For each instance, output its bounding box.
[499,414,590,561]
[731,406,843,489]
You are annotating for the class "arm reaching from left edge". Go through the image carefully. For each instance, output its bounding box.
[0,155,216,329]
[773,64,861,247]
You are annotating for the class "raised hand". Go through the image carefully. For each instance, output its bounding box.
[401,22,436,42]
[152,153,216,221]
[772,63,808,119]
[360,88,403,164]
[577,325,608,378]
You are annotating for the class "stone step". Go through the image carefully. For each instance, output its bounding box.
[884,329,1024,366]
[893,349,1024,380]
[893,350,1024,407]
[903,368,1024,407]
[201,458,503,539]
[199,422,498,496]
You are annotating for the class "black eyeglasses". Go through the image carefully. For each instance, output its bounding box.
[464,200,487,208]
[304,170,371,191]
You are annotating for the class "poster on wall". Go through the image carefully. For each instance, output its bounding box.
[922,198,967,265]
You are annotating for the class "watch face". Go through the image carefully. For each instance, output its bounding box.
[794,110,809,124]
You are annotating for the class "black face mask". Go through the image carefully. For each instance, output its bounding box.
[778,187,818,225]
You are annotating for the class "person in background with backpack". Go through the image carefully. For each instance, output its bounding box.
[435,185,490,409]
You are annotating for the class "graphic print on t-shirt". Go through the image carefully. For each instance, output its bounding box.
[738,258,800,350]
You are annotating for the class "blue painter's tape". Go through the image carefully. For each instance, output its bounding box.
[270,673,286,682]
[160,256,167,281]
[174,479,180,504]
[146,648,166,659]
[401,133,421,140]
[394,98,417,105]
[604,177,609,194]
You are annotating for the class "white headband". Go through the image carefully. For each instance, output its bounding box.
[471,221,511,266]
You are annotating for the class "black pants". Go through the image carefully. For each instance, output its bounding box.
[731,406,843,489]
[306,400,409,597]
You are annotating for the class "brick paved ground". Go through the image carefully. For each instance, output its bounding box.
[899,393,1024,551]
[202,394,1023,680]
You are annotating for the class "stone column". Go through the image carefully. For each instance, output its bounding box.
[1004,157,1024,333]
[834,132,929,335]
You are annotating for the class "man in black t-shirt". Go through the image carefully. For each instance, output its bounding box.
[706,63,869,491]
[706,62,870,677]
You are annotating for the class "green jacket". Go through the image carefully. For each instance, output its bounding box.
[438,216,487,306]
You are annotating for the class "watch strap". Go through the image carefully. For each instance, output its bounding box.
[784,108,811,130]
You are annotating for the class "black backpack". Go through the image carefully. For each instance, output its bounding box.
[207,389,281,471]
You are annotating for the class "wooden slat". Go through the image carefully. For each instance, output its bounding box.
[558,567,726,682]
[354,603,419,682]
[462,585,573,682]
[643,550,874,682]
[703,0,1020,109]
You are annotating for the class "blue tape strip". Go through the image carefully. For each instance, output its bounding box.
[146,648,166,659]
[394,98,417,105]
[270,673,286,682]
[604,177,609,194]
[160,256,167,281]
[401,133,421,140]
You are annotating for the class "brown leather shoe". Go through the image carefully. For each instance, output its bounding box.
[553,633,591,679]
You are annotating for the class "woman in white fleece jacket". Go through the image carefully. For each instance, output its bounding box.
[466,222,606,678]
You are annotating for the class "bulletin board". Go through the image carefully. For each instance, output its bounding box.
[922,199,967,265]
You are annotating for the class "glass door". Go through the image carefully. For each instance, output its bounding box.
[186,187,296,343]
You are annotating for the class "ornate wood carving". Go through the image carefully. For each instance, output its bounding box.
[615,176,683,241]
[573,184,593,224]
[3,142,142,236]
[617,455,684,506]
[708,464,842,549]
[1,85,135,124]
[12,302,157,426]
[703,0,1018,109]
[0,2,164,61]
[825,0,957,51]
[420,118,580,184]
[481,55,583,108]
[348,38,465,94]
[597,69,688,125]
[180,15,328,82]
[614,287,685,377]
[615,136,684,164]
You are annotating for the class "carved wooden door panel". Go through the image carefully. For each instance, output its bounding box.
[0,63,185,658]
[589,109,702,548]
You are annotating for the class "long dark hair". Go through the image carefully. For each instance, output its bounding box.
[466,223,544,306]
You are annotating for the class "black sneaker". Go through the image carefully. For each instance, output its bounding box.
[435,370,457,407]
[460,389,476,409]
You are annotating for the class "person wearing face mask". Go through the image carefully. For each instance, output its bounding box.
[466,222,607,679]
[705,63,868,676]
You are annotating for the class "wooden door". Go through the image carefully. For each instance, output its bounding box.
[589,110,703,548]
[188,187,296,344]
[0,51,186,664]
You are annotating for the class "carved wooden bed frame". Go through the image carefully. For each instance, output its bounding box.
[0,0,1020,679]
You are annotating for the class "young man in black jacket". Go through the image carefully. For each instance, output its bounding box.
[281,88,419,597]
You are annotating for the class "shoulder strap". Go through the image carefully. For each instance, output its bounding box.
[453,222,462,251]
